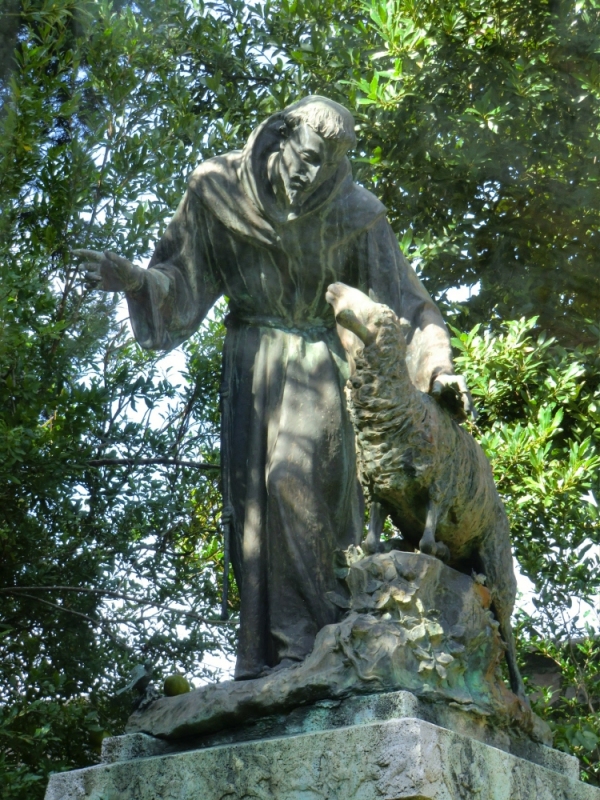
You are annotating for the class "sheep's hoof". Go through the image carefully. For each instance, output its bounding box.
[432,541,450,562]
[419,538,434,556]
[419,539,450,563]
[362,532,382,554]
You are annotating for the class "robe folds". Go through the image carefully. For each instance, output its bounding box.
[125,112,455,680]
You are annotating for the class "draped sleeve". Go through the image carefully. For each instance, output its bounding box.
[125,189,223,351]
[363,216,455,393]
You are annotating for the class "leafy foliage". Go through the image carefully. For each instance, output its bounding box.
[0,2,243,795]
[454,318,600,605]
[454,318,600,782]
[522,627,600,783]
[351,0,600,343]
[0,0,599,795]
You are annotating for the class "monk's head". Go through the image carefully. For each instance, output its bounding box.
[275,96,356,209]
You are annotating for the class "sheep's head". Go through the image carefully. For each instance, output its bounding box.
[326,283,405,366]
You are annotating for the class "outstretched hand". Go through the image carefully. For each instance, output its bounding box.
[430,372,476,421]
[71,249,144,293]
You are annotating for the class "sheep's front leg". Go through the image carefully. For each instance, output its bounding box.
[363,500,385,554]
[419,498,450,562]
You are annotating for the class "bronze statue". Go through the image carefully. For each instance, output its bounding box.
[325,282,526,701]
[74,96,472,683]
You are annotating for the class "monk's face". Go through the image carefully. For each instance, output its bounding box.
[278,123,345,209]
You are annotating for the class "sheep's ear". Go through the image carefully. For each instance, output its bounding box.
[368,288,380,303]
[336,309,376,346]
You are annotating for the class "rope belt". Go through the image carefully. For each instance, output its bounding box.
[226,313,335,336]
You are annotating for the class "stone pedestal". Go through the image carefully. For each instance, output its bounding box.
[125,552,550,745]
[45,690,600,800]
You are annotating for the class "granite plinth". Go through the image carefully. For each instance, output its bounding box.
[46,713,599,800]
[46,691,592,800]
[107,690,574,779]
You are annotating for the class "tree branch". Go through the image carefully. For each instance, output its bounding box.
[4,592,132,651]
[87,457,220,470]
[0,586,237,626]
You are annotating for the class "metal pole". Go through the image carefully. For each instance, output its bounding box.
[219,337,233,622]
[220,506,232,621]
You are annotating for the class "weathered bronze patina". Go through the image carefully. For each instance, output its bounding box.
[325,282,525,700]
[75,97,467,683]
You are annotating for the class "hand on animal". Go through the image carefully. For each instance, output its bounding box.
[430,372,475,421]
[71,249,145,293]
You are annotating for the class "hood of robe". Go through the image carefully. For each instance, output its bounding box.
[187,111,386,249]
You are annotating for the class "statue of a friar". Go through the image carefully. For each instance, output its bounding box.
[75,96,471,682]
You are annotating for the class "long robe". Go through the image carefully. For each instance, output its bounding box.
[125,113,454,680]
